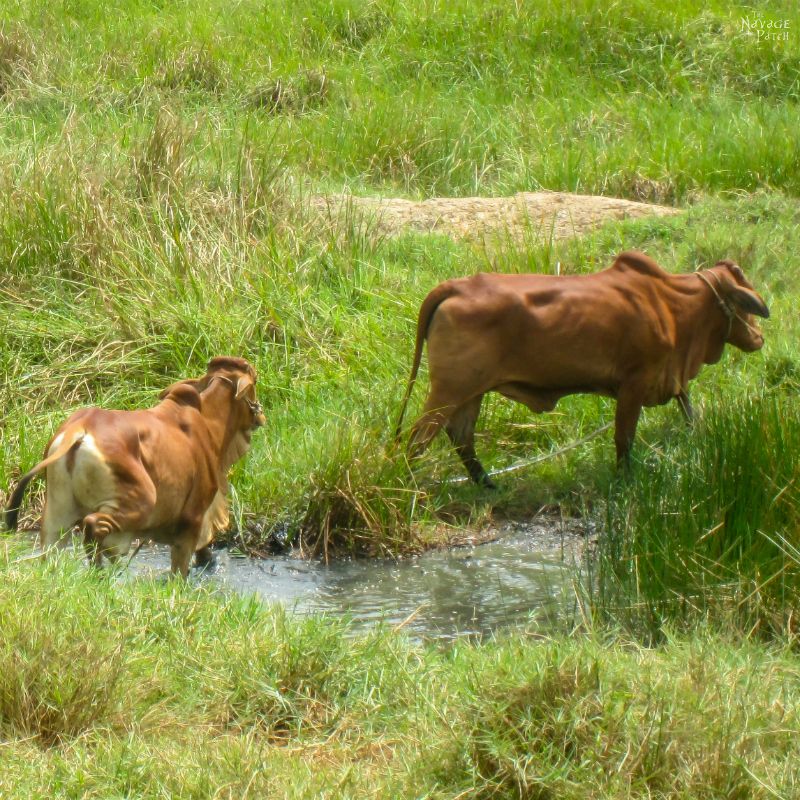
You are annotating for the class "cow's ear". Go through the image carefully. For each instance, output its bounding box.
[721,261,755,290]
[158,381,178,400]
[728,286,770,319]
[235,374,255,398]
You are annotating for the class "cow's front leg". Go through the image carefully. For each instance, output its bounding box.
[170,518,202,578]
[614,388,644,465]
[194,545,216,570]
[675,390,694,424]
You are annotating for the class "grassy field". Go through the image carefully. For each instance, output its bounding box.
[1,1,800,792]
[0,553,797,799]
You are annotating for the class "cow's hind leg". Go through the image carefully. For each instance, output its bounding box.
[79,460,157,567]
[82,514,136,568]
[40,497,82,554]
[407,388,460,459]
[82,511,119,567]
[81,489,155,568]
[39,460,84,553]
[444,395,495,488]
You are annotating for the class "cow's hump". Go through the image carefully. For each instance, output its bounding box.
[610,251,669,278]
[162,383,202,411]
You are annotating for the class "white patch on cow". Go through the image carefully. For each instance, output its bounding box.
[71,433,119,513]
[41,429,90,548]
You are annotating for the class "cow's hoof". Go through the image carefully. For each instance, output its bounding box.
[193,546,217,571]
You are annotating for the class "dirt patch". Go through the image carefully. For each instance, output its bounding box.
[309,191,680,242]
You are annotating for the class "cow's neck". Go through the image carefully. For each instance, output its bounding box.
[198,381,238,458]
[198,380,252,480]
[667,273,730,390]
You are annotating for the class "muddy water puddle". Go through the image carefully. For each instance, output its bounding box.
[131,518,591,641]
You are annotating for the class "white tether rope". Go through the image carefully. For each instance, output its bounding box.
[443,421,613,485]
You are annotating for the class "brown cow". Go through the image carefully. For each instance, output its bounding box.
[5,356,266,576]
[395,251,769,487]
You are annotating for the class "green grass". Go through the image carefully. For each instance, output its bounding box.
[594,393,800,639]
[0,553,797,799]
[0,1,799,199]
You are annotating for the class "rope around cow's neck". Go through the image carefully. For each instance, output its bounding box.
[442,421,613,485]
[695,270,734,339]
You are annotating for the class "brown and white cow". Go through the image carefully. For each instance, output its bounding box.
[395,251,769,486]
[5,356,266,575]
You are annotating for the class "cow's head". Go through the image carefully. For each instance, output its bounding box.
[704,260,770,352]
[196,356,267,475]
[203,356,267,431]
[159,356,267,432]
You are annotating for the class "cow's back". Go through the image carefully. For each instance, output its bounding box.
[425,266,678,395]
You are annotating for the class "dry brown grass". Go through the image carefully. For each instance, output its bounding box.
[0,26,35,96]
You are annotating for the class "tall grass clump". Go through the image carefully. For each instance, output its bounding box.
[296,425,424,558]
[0,557,131,744]
[0,26,35,97]
[438,633,800,799]
[595,394,800,638]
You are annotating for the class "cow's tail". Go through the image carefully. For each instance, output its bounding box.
[393,282,457,443]
[5,433,85,531]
